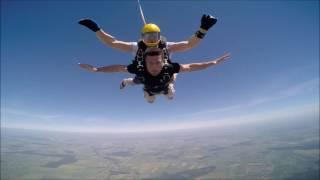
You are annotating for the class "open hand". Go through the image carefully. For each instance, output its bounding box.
[78,63,98,72]
[214,53,231,64]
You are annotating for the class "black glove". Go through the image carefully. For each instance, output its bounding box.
[200,14,217,31]
[78,19,100,32]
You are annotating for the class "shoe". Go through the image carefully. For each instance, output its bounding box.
[144,91,155,103]
[120,80,126,89]
[166,83,175,100]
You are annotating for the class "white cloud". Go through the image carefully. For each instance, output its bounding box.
[184,78,319,118]
[2,103,318,134]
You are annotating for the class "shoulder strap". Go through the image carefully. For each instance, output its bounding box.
[137,40,147,51]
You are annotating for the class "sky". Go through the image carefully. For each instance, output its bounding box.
[1,0,319,133]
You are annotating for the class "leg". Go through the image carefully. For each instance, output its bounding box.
[172,73,178,83]
[165,83,175,100]
[165,73,177,99]
[120,78,137,89]
[120,76,142,89]
[144,90,156,103]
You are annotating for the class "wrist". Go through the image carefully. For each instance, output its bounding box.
[94,28,101,32]
[195,30,206,39]
[195,28,208,39]
[199,28,208,33]
[209,61,216,65]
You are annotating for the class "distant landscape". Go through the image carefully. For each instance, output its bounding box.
[1,117,319,179]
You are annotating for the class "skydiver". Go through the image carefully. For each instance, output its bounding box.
[78,14,217,95]
[79,48,230,103]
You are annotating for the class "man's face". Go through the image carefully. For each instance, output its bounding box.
[145,54,164,76]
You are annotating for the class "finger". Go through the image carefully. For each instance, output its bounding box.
[78,19,87,25]
[224,53,231,57]
[79,64,90,68]
[224,55,230,59]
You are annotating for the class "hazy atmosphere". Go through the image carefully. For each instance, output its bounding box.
[1,0,319,179]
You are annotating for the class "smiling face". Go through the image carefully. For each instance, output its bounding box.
[144,51,164,76]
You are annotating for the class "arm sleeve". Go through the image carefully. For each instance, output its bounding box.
[166,42,175,57]
[130,42,138,56]
[126,64,137,74]
[171,62,181,73]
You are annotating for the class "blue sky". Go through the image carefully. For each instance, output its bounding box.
[1,0,319,133]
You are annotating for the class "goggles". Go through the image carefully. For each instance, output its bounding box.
[142,32,160,46]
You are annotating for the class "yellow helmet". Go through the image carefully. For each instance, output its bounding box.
[141,23,161,33]
[141,23,161,47]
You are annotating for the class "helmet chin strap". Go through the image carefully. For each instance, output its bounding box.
[137,0,147,25]
[143,41,160,47]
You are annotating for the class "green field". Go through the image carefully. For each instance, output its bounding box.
[1,117,319,179]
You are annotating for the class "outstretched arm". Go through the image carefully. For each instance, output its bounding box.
[179,53,230,72]
[79,19,134,52]
[96,30,134,52]
[168,14,217,53]
[78,63,128,73]
[167,36,201,53]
